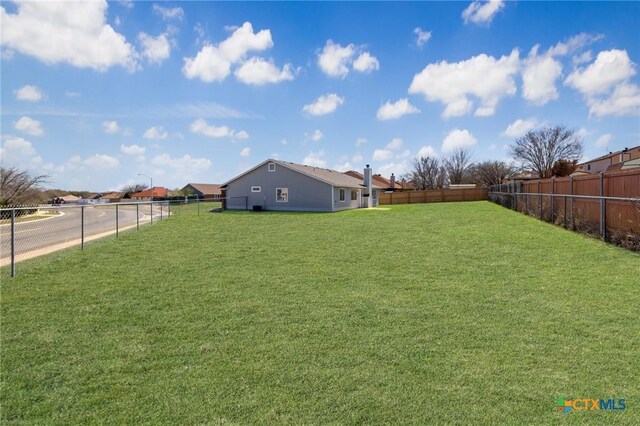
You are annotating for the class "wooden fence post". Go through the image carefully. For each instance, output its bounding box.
[600,172,606,240]
[570,176,575,231]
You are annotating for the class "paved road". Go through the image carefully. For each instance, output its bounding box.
[0,204,163,261]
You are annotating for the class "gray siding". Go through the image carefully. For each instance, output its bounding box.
[225,162,335,212]
[333,187,361,211]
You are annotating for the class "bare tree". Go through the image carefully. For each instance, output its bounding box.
[0,167,48,205]
[444,149,474,184]
[510,126,583,178]
[409,156,447,190]
[121,183,148,198]
[472,161,517,187]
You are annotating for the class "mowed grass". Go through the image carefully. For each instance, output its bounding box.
[1,201,639,424]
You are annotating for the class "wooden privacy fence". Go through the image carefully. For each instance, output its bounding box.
[379,188,488,205]
[489,169,640,248]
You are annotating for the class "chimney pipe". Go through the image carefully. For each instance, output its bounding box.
[363,164,373,207]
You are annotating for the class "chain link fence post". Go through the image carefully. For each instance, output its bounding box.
[136,204,140,230]
[81,205,85,250]
[116,204,119,238]
[10,209,16,277]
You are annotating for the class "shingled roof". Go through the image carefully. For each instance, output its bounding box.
[222,159,383,189]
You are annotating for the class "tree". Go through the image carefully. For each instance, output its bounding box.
[0,167,48,205]
[472,161,518,187]
[409,156,447,190]
[121,183,148,198]
[551,159,578,177]
[510,125,583,179]
[444,149,474,184]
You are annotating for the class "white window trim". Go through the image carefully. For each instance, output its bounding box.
[276,187,288,202]
[268,162,276,172]
[251,186,261,192]
[351,189,358,201]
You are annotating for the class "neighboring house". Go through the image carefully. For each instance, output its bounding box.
[221,159,382,212]
[344,171,402,190]
[100,192,124,203]
[575,146,640,174]
[60,194,80,204]
[181,183,222,200]
[130,187,170,200]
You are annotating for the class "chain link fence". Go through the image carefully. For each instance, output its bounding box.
[0,200,170,277]
[489,183,640,251]
[0,198,241,277]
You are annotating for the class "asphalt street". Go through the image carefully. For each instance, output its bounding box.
[0,204,161,260]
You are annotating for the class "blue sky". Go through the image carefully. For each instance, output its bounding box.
[1,0,639,191]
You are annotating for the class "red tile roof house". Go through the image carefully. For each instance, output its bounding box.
[221,159,383,212]
[344,171,403,191]
[180,183,222,200]
[130,187,170,201]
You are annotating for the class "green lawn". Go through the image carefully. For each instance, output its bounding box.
[1,202,639,424]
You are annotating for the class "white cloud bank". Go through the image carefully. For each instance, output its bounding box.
[317,40,379,78]
[303,93,344,116]
[1,0,137,71]
[377,98,420,120]
[408,49,519,118]
[441,129,478,152]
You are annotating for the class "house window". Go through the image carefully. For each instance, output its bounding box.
[251,186,261,192]
[587,164,591,171]
[339,188,346,201]
[276,188,288,202]
[351,190,358,201]
[268,162,276,172]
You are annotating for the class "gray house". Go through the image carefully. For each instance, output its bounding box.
[221,159,381,212]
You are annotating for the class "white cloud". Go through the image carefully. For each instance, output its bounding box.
[281,139,288,145]
[14,116,44,136]
[183,22,273,83]
[355,137,367,146]
[235,130,250,140]
[138,32,171,64]
[373,149,393,161]
[65,91,81,98]
[353,153,363,162]
[408,49,519,118]
[0,0,137,71]
[102,120,120,134]
[0,135,36,165]
[333,161,353,172]
[573,51,593,66]
[84,154,119,170]
[317,40,378,77]
[303,93,344,116]
[152,4,184,20]
[502,118,537,138]
[522,46,563,105]
[302,150,326,168]
[441,129,478,152]
[386,138,404,150]
[353,52,379,73]
[317,40,355,78]
[151,153,212,181]
[378,161,411,177]
[414,27,432,47]
[311,130,324,141]
[586,82,640,118]
[234,56,294,85]
[462,0,505,25]
[595,134,613,148]
[565,49,640,117]
[143,126,168,140]
[120,144,145,155]
[417,145,437,158]
[240,147,251,157]
[547,33,604,57]
[376,98,420,120]
[13,85,44,101]
[565,49,635,95]
[190,119,234,138]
